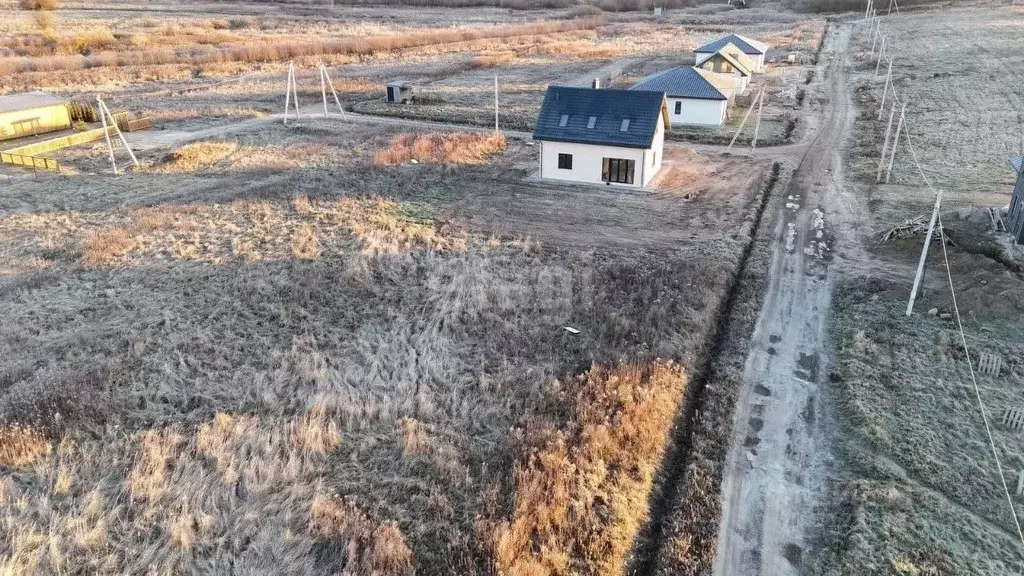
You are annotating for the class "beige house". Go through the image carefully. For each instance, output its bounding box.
[695,33,770,73]
[695,44,754,94]
[0,91,71,142]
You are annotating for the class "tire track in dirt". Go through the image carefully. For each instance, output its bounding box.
[712,23,853,576]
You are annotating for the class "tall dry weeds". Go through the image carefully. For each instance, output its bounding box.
[489,361,688,575]
[374,132,506,166]
[0,17,602,75]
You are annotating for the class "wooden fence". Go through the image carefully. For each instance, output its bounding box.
[0,151,60,172]
[3,125,117,157]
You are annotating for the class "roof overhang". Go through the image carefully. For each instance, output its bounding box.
[534,136,653,149]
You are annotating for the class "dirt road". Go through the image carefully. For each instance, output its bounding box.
[712,24,854,576]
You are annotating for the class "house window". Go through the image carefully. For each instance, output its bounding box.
[619,119,630,132]
[558,153,573,170]
[723,63,732,73]
[558,114,569,127]
[674,101,682,114]
[602,158,635,184]
[587,115,597,129]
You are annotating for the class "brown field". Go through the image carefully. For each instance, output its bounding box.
[0,0,808,572]
[12,0,1011,574]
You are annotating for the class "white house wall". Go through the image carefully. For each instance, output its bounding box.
[539,136,664,188]
[667,97,726,126]
[753,53,766,72]
[643,120,665,186]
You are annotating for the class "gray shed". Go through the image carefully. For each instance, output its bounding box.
[386,81,415,104]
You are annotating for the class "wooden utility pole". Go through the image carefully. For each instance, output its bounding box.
[284,62,293,125]
[906,191,943,316]
[885,102,906,183]
[870,17,879,57]
[876,102,897,182]
[494,76,499,133]
[727,88,762,153]
[875,36,885,76]
[878,59,892,120]
[97,98,138,168]
[97,95,117,176]
[284,61,299,125]
[320,63,347,120]
[751,90,766,150]
[320,64,328,118]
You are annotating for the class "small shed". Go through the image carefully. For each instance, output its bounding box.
[630,66,735,126]
[1005,156,1024,244]
[386,81,415,104]
[0,91,71,142]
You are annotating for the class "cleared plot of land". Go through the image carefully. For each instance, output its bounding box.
[0,85,771,576]
[817,6,1024,575]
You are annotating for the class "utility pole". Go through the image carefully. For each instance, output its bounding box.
[97,95,117,176]
[875,36,885,76]
[97,98,138,168]
[284,61,293,125]
[885,102,906,183]
[320,63,347,120]
[876,102,897,182]
[284,61,299,125]
[878,59,892,120]
[870,17,879,57]
[320,64,328,118]
[752,90,766,150]
[494,75,499,133]
[727,88,762,153]
[906,191,943,316]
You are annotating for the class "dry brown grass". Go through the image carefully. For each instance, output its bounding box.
[310,494,416,576]
[473,50,518,67]
[0,425,51,468]
[152,140,238,173]
[18,0,57,10]
[374,132,506,166]
[489,361,687,575]
[81,227,140,266]
[0,17,602,75]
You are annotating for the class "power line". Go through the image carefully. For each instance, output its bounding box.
[937,217,1024,545]
[870,12,1024,545]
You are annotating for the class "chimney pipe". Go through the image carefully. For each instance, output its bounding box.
[592,78,601,89]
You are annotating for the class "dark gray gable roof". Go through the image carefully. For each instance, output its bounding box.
[1010,156,1023,175]
[630,66,726,100]
[695,34,766,55]
[532,87,666,149]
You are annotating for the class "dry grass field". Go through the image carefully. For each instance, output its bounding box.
[814,5,1024,575]
[0,0,811,571]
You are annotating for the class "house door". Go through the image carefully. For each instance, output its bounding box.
[387,87,395,102]
[602,157,635,185]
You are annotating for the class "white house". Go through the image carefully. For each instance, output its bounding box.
[533,86,668,188]
[695,43,754,94]
[695,33,770,73]
[630,66,736,126]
